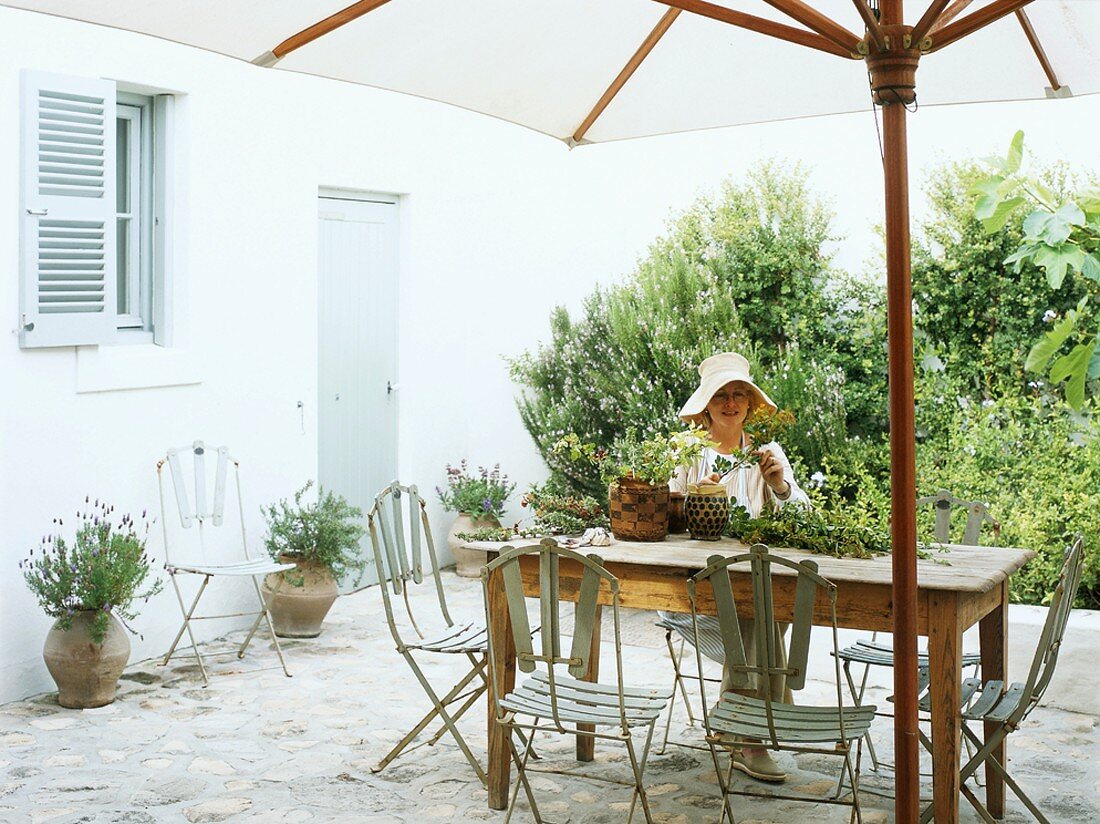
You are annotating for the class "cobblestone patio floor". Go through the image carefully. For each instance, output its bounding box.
[2,572,1097,823]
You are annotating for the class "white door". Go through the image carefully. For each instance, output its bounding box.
[318,193,399,591]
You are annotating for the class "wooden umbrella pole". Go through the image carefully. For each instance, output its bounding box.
[869,1,920,821]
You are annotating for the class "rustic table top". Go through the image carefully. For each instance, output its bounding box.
[465,535,1036,594]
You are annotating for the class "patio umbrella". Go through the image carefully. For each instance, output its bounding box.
[7,1,1098,820]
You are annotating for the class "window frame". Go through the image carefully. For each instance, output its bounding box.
[115,91,155,342]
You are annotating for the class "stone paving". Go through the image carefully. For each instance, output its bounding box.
[1,572,1098,823]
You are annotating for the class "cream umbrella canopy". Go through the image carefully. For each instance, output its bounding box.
[6,2,1098,821]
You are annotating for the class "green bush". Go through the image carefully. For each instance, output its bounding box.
[510,165,850,498]
[816,396,1100,608]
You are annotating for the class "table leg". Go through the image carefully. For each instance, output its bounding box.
[487,566,516,810]
[576,603,602,762]
[927,590,962,824]
[979,579,1008,819]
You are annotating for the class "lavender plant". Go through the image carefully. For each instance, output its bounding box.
[20,499,163,644]
[437,460,516,520]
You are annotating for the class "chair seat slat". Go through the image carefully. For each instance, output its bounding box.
[655,612,726,664]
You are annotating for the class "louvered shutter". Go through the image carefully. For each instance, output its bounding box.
[19,70,117,348]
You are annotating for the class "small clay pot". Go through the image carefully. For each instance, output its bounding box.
[668,492,687,534]
[685,484,730,541]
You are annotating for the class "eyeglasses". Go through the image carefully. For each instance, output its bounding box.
[711,389,751,404]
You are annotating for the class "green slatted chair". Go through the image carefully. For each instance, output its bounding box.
[836,490,995,773]
[482,538,672,824]
[689,544,875,824]
[366,481,491,783]
[917,536,1085,824]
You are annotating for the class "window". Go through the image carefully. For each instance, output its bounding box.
[116,93,154,337]
[20,71,171,349]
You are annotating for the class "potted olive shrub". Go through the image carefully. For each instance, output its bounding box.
[21,500,162,708]
[261,482,366,638]
[554,429,713,542]
[438,460,516,577]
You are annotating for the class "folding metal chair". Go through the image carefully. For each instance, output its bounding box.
[917,535,1085,824]
[366,481,492,783]
[483,538,672,824]
[653,611,724,754]
[836,490,996,773]
[690,544,875,824]
[157,440,294,686]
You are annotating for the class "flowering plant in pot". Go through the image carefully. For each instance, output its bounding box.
[261,481,366,638]
[554,428,714,541]
[438,460,516,577]
[20,500,162,708]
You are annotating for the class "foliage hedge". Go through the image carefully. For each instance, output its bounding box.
[511,161,1100,609]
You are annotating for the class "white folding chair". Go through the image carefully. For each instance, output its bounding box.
[156,440,294,685]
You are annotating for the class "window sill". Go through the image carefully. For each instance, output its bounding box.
[75,344,201,394]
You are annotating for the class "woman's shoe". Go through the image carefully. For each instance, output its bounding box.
[731,748,787,783]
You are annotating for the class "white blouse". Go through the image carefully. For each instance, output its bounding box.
[669,441,810,518]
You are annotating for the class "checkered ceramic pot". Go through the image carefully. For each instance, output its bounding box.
[685,491,730,541]
[608,480,670,542]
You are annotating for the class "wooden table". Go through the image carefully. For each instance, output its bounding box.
[471,535,1034,823]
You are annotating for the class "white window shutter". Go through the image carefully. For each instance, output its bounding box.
[19,70,117,348]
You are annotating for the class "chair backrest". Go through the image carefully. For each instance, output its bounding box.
[1015,536,1086,724]
[366,481,451,644]
[156,440,246,564]
[482,538,627,733]
[689,544,844,748]
[917,489,998,545]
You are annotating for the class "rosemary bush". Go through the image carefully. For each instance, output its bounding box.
[20,500,162,644]
[262,482,367,586]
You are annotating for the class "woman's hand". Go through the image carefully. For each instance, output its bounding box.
[756,449,791,497]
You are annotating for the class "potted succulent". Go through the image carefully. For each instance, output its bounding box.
[438,460,516,577]
[554,428,713,542]
[261,482,366,638]
[20,500,162,708]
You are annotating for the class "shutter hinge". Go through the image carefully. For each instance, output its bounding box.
[20,314,34,332]
[26,207,48,216]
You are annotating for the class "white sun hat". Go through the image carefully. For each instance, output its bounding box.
[678,352,777,425]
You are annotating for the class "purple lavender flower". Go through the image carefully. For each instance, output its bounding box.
[482,498,493,513]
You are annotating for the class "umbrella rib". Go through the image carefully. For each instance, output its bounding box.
[758,0,863,53]
[572,8,681,145]
[926,0,1035,53]
[910,0,952,45]
[851,0,886,52]
[1015,8,1061,92]
[255,0,394,64]
[929,0,975,34]
[661,0,857,59]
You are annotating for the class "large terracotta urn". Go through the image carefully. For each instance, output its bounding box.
[43,611,131,709]
[263,556,339,638]
[447,513,500,578]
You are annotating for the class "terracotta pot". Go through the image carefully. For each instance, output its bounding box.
[447,513,500,578]
[263,556,339,638]
[686,483,730,541]
[608,479,669,542]
[43,610,130,709]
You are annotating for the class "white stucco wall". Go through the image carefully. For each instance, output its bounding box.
[2,7,1099,704]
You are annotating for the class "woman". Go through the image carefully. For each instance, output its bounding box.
[669,352,809,783]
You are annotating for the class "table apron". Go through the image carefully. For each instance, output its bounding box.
[517,555,1004,635]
